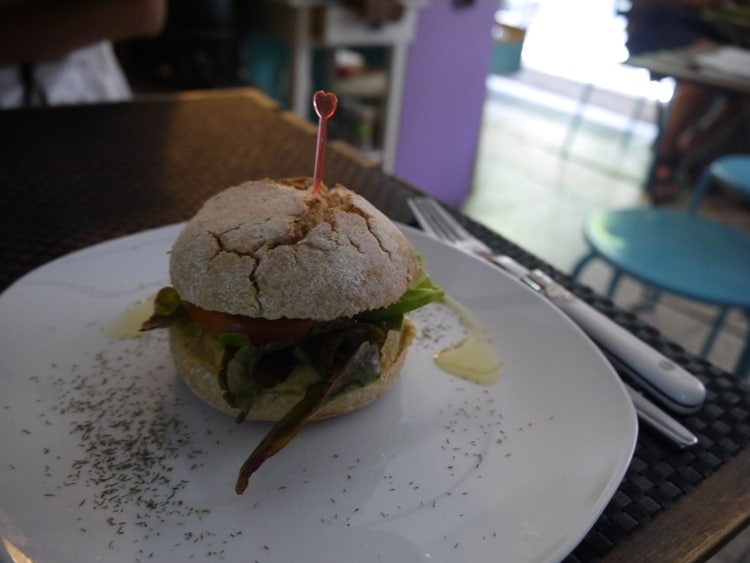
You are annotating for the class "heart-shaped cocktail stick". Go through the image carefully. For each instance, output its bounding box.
[311,90,338,195]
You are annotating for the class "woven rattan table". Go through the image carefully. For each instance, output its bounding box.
[1,88,749,562]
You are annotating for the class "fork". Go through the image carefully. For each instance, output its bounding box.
[408,197,497,257]
[408,196,537,280]
[407,195,702,446]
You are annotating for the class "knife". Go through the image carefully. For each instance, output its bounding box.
[518,261,699,447]
[462,256,706,449]
[407,204,706,414]
[606,351,699,448]
[493,255,705,414]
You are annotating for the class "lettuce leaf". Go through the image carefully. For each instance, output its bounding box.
[234,340,380,494]
[356,257,444,322]
[140,286,186,331]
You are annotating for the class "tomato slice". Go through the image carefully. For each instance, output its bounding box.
[183,302,322,345]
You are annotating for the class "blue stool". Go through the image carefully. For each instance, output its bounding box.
[572,154,750,378]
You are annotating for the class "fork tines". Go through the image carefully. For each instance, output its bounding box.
[407,197,469,244]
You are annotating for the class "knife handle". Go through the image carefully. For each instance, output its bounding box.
[528,270,706,414]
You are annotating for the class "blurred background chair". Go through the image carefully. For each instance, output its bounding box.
[571,153,750,378]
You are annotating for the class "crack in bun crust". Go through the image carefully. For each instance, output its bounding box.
[169,177,419,320]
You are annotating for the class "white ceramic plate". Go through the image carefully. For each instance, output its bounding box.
[0,224,637,563]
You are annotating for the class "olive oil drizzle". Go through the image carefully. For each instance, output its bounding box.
[434,297,502,385]
[106,296,156,339]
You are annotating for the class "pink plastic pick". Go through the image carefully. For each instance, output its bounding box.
[311,90,338,195]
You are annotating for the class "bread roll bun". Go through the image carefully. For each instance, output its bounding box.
[169,177,419,320]
[169,317,416,421]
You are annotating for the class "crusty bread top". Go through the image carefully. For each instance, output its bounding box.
[169,177,419,320]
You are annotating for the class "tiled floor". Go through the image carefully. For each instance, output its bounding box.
[462,71,750,562]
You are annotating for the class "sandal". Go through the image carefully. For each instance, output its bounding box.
[647,156,680,205]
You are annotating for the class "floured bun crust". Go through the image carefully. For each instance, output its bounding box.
[169,318,416,421]
[170,177,419,320]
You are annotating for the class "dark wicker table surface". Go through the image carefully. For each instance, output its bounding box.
[1,88,749,562]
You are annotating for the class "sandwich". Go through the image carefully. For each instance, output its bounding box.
[141,177,443,493]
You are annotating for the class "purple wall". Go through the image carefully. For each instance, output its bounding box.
[394,0,497,207]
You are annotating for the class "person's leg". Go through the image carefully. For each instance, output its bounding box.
[679,94,743,155]
[651,79,714,202]
[646,31,726,203]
